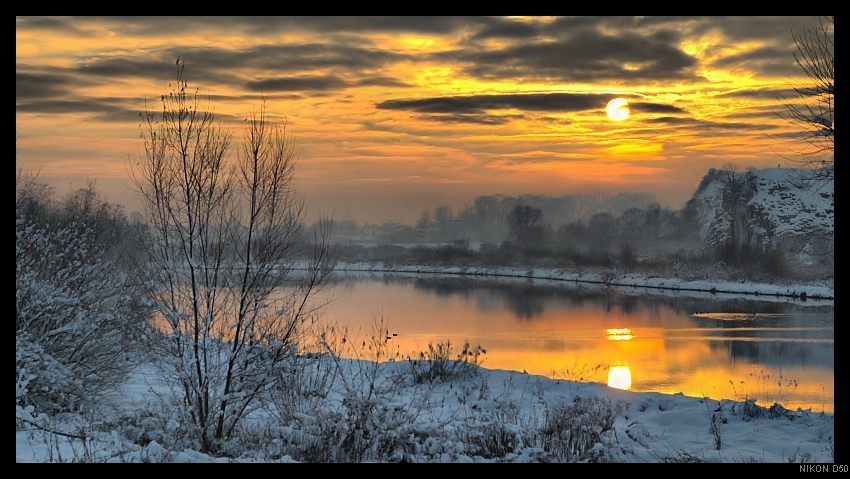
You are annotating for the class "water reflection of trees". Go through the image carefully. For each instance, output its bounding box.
[410,278,585,320]
[355,273,834,367]
[327,273,833,395]
[396,274,833,321]
[683,310,833,367]
[332,273,833,322]
[503,287,546,319]
[709,338,832,369]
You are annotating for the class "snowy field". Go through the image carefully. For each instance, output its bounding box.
[16,218,834,463]
[15,357,835,463]
[16,270,834,463]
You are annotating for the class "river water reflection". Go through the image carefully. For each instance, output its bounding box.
[317,272,834,413]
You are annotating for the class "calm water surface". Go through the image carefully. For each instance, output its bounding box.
[317,272,834,413]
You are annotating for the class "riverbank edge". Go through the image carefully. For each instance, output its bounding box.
[330,261,835,302]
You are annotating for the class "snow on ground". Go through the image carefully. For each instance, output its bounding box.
[16,355,835,463]
[334,262,835,302]
[746,168,834,239]
[15,263,833,463]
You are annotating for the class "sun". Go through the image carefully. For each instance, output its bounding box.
[606,98,630,121]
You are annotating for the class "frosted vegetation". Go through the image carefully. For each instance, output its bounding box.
[326,166,833,291]
[15,168,834,463]
[15,63,832,462]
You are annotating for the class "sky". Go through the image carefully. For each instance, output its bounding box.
[15,16,832,225]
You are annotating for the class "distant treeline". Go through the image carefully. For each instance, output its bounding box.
[327,191,674,244]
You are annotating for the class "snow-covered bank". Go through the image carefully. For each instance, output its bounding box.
[16,359,835,463]
[17,262,834,463]
[332,262,834,303]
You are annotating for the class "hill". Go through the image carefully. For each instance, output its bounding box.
[687,167,833,264]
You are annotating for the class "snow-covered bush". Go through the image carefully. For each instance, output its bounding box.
[16,333,78,412]
[16,178,138,414]
[263,320,434,462]
[539,396,619,462]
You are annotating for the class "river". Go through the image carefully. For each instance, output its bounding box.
[314,272,834,413]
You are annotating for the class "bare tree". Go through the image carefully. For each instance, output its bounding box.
[644,202,662,240]
[777,16,834,181]
[508,204,543,244]
[715,164,756,263]
[617,207,644,240]
[129,61,334,452]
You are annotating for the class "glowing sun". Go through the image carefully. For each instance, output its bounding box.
[606,98,630,121]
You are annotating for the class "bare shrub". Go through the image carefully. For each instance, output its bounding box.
[405,340,485,384]
[539,396,618,462]
[269,319,429,462]
[129,61,334,452]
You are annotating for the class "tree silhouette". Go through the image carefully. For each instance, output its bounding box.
[129,60,334,452]
[777,16,833,181]
[508,204,543,244]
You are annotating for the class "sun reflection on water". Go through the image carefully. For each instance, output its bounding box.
[605,327,635,340]
[608,363,632,390]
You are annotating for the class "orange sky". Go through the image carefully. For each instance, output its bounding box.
[16,16,830,224]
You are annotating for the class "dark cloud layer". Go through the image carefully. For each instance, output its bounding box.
[17,16,823,125]
[17,16,823,92]
[416,114,517,125]
[16,71,76,100]
[377,93,687,124]
[626,102,687,115]
[450,28,699,83]
[247,75,350,92]
[379,93,608,114]
[17,97,141,124]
